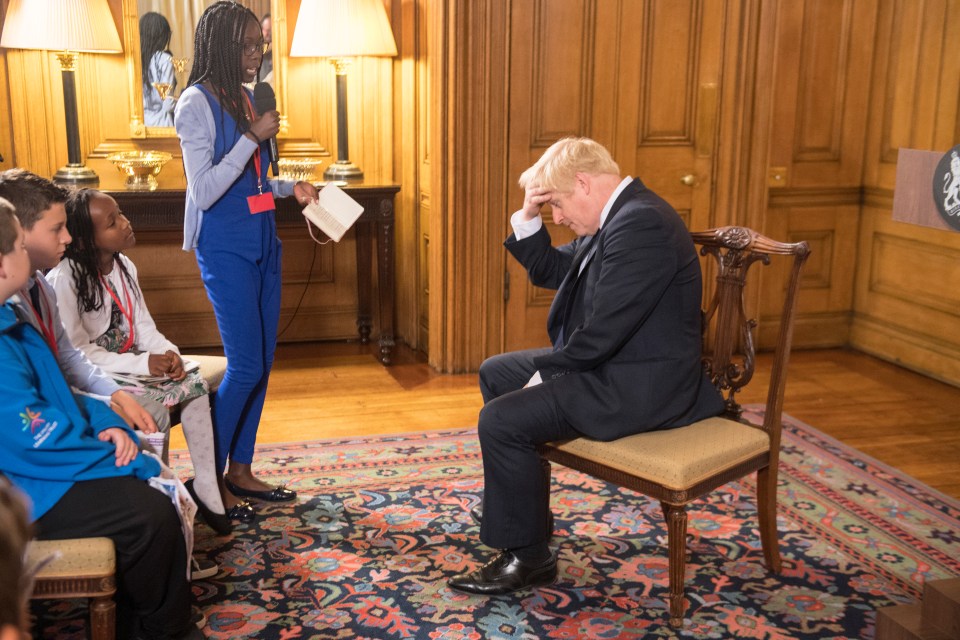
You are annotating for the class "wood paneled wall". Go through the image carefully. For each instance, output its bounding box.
[4,0,959,382]
[0,0,397,187]
[426,0,960,383]
[720,0,960,384]
[0,0,417,351]
[757,0,877,348]
[427,0,511,372]
[426,0,762,371]
[853,0,960,385]
[394,0,431,353]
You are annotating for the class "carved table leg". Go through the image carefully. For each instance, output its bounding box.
[375,208,395,365]
[354,219,373,344]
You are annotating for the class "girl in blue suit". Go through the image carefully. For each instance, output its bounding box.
[175,1,317,520]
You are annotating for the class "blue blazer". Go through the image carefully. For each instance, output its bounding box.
[505,178,724,440]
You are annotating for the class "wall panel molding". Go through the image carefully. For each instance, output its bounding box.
[793,0,852,163]
[767,185,862,207]
[638,0,700,145]
[760,311,850,349]
[868,233,960,315]
[531,0,594,145]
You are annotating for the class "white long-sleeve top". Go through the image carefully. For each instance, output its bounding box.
[46,255,178,377]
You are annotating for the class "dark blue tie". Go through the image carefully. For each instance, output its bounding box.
[554,235,595,349]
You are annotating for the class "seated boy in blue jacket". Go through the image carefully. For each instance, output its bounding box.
[0,199,200,639]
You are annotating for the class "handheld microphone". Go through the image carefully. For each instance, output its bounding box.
[253,82,280,176]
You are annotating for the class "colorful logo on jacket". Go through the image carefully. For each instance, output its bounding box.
[20,407,57,447]
[19,407,43,434]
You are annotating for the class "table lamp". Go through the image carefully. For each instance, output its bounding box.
[290,0,397,181]
[0,0,122,187]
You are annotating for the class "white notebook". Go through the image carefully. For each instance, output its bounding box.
[301,183,364,242]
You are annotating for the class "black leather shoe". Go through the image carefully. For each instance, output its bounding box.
[225,478,296,502]
[185,479,233,535]
[227,500,256,523]
[449,550,557,595]
[470,506,555,535]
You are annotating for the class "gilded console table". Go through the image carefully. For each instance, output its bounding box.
[106,184,400,365]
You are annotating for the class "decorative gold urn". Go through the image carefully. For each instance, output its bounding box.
[107,151,172,191]
[278,158,323,182]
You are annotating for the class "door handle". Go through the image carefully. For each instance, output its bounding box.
[680,174,696,186]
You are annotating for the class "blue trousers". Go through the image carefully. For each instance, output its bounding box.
[196,227,282,472]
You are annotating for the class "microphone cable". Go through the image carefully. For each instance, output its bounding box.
[275,236,318,339]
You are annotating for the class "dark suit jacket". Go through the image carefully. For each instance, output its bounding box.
[505,178,724,441]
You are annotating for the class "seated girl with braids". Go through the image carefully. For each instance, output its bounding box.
[45,189,245,534]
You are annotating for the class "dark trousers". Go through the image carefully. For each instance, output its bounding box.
[477,348,579,550]
[35,477,191,640]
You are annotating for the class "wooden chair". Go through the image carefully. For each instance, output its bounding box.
[28,537,116,640]
[539,226,810,627]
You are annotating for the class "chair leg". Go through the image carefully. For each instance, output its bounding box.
[756,466,782,573]
[662,502,688,628]
[90,595,116,640]
[540,458,552,532]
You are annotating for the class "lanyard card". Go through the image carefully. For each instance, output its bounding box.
[247,191,275,215]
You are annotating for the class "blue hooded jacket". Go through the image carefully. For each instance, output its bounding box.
[0,303,159,520]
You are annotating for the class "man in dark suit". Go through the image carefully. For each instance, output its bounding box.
[449,137,725,595]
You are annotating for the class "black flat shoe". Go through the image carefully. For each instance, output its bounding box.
[449,550,557,595]
[185,479,233,535]
[470,506,555,535]
[225,478,297,502]
[227,500,256,523]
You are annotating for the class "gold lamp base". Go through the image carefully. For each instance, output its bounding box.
[53,163,99,188]
[323,160,363,181]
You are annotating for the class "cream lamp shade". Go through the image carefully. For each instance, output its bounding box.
[289,0,398,181]
[0,0,122,53]
[0,0,122,187]
[290,0,398,58]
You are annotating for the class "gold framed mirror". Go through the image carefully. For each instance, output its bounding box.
[122,0,286,139]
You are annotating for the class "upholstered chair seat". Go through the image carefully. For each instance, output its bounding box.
[28,536,116,640]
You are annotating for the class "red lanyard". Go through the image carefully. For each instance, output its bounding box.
[241,91,263,194]
[100,271,136,353]
[19,284,58,358]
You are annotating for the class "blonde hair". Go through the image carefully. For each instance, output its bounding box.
[518,137,620,192]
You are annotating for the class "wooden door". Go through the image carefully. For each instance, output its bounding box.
[503,0,728,352]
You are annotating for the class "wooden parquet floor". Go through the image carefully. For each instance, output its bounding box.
[172,344,960,500]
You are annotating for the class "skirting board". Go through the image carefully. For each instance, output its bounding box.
[851,314,960,387]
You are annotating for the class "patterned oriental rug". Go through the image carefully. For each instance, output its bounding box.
[33,408,960,639]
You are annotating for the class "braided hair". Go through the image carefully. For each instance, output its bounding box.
[187,1,261,133]
[139,12,173,94]
[64,189,139,315]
